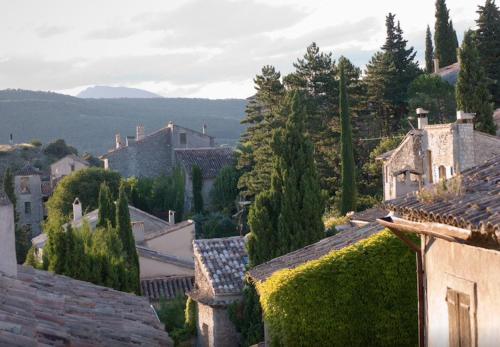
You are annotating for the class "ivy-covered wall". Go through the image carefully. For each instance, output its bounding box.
[256,230,418,347]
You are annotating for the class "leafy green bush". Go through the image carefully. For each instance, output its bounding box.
[257,230,418,347]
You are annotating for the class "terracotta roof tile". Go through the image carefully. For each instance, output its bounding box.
[175,147,234,178]
[141,276,194,302]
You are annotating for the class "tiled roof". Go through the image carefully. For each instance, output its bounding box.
[350,207,388,224]
[15,164,41,176]
[385,154,500,243]
[51,154,90,167]
[0,266,172,346]
[41,181,52,196]
[248,223,384,282]
[101,126,171,158]
[175,147,235,178]
[136,245,194,269]
[141,276,194,302]
[144,220,194,241]
[434,62,460,85]
[193,236,247,296]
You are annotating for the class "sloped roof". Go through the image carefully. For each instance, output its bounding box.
[350,207,388,224]
[248,223,385,282]
[41,181,52,196]
[434,62,460,85]
[385,154,500,243]
[175,147,235,178]
[51,154,89,167]
[193,236,247,296]
[136,245,194,269]
[0,265,172,346]
[15,164,41,176]
[141,276,194,302]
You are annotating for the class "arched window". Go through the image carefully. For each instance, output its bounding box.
[439,165,446,180]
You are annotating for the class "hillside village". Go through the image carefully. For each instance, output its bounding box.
[1,0,500,346]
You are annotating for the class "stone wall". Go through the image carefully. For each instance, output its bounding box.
[424,124,454,182]
[197,302,214,347]
[184,174,216,212]
[0,199,16,277]
[15,174,43,236]
[454,123,475,173]
[171,125,214,149]
[50,157,88,184]
[473,132,500,164]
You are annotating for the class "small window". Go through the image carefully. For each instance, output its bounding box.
[180,133,187,145]
[24,201,31,214]
[439,165,447,180]
[20,177,30,194]
[446,288,472,347]
[70,163,75,172]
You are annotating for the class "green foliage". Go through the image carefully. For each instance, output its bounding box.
[408,74,456,124]
[97,182,115,228]
[30,139,42,147]
[476,0,500,107]
[434,0,458,66]
[195,212,238,239]
[157,295,197,346]
[3,167,15,207]
[210,165,240,214]
[192,165,204,214]
[184,297,197,335]
[47,167,121,220]
[257,230,418,347]
[247,91,325,267]
[43,139,78,160]
[339,62,356,214]
[425,25,434,73]
[456,30,496,134]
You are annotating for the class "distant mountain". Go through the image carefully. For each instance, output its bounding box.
[0,89,246,155]
[77,86,163,99]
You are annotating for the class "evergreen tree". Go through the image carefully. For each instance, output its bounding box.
[456,30,496,134]
[434,0,458,66]
[97,182,115,228]
[450,20,459,50]
[339,63,356,215]
[116,182,140,294]
[238,65,286,199]
[476,0,500,107]
[192,165,204,214]
[425,25,434,73]
[247,91,324,266]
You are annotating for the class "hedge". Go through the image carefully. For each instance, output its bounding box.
[256,230,418,347]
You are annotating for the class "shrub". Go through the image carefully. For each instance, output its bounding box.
[418,175,463,204]
[257,230,418,347]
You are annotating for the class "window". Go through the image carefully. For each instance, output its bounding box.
[20,177,30,194]
[427,150,433,183]
[180,133,187,145]
[70,163,75,172]
[446,288,472,347]
[24,201,31,215]
[439,165,447,181]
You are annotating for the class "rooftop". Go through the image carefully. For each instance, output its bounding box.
[51,154,89,167]
[248,223,384,282]
[15,164,41,176]
[434,62,460,85]
[136,245,194,269]
[175,147,235,178]
[0,265,171,346]
[141,276,194,303]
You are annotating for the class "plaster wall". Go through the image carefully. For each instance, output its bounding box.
[139,256,193,279]
[145,223,194,260]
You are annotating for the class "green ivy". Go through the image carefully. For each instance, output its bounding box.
[257,230,418,347]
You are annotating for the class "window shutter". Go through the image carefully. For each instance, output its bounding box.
[447,289,459,347]
[446,288,472,347]
[458,293,471,347]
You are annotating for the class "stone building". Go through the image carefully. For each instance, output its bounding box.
[188,236,247,347]
[379,154,500,346]
[378,109,500,201]
[14,164,44,236]
[175,147,235,210]
[0,190,172,346]
[32,200,195,304]
[50,154,89,187]
[101,123,215,178]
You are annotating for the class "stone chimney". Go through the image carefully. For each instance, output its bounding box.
[9,133,13,145]
[416,108,429,129]
[169,210,175,225]
[202,123,207,135]
[433,58,440,73]
[455,110,475,172]
[0,191,17,278]
[115,133,123,149]
[73,197,82,222]
[136,125,145,141]
[132,221,145,243]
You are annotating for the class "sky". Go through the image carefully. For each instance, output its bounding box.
[0,0,485,99]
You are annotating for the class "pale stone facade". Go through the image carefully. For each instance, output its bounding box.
[50,154,89,186]
[15,167,44,236]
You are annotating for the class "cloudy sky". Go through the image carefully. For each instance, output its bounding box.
[0,0,484,99]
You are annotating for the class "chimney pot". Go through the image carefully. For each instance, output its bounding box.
[136,125,145,141]
[416,108,429,129]
[456,110,475,123]
[115,134,122,149]
[202,123,207,135]
[168,210,175,225]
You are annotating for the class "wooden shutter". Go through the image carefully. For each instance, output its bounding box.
[446,288,471,347]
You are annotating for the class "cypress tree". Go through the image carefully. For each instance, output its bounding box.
[476,0,500,107]
[97,182,115,228]
[435,0,457,66]
[192,165,204,214]
[339,63,356,215]
[247,91,324,266]
[425,25,434,73]
[456,30,496,134]
[116,182,140,294]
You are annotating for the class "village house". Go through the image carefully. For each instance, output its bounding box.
[14,164,44,236]
[188,236,248,347]
[50,153,89,187]
[379,154,500,346]
[378,109,500,201]
[32,199,195,305]
[0,190,172,346]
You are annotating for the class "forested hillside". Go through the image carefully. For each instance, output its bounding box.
[0,90,246,154]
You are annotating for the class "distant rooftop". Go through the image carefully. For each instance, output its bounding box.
[174,147,235,178]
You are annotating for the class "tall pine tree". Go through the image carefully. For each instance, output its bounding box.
[97,182,115,228]
[456,30,496,134]
[425,25,434,73]
[192,165,204,214]
[247,91,324,266]
[434,0,458,67]
[476,0,500,107]
[339,63,356,215]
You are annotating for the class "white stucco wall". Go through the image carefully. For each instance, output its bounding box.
[50,156,88,183]
[139,256,193,279]
[0,202,16,277]
[145,223,194,260]
[424,236,500,346]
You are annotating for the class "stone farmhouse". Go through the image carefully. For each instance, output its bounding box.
[32,199,195,305]
[0,191,172,346]
[50,154,89,187]
[378,109,500,201]
[188,236,248,347]
[379,154,500,346]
